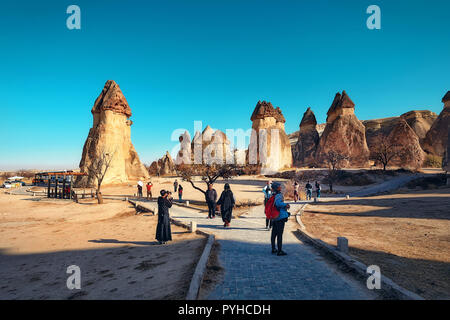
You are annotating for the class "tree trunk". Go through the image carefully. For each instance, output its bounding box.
[97,191,103,204]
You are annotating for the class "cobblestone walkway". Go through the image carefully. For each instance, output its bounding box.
[167,201,375,300]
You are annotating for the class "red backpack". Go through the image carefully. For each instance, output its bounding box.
[265,195,280,220]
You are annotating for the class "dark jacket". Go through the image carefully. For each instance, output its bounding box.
[217,189,235,223]
[217,190,235,212]
[205,189,217,203]
[156,196,173,242]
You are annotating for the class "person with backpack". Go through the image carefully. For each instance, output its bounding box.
[205,183,218,219]
[262,181,272,230]
[315,181,321,198]
[305,181,313,200]
[173,179,178,193]
[265,182,290,256]
[216,183,235,227]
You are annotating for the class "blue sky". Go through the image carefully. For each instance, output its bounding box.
[1,0,449,170]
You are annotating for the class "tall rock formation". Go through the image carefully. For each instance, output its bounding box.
[248,101,292,173]
[191,126,233,165]
[315,91,370,167]
[175,131,192,165]
[78,80,149,185]
[386,118,425,169]
[423,91,450,157]
[292,108,319,167]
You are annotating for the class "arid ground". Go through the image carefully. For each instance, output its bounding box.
[301,188,450,299]
[0,193,206,299]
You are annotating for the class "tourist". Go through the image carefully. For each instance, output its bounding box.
[293,180,299,202]
[315,181,321,198]
[178,184,183,201]
[305,181,313,200]
[173,179,178,193]
[216,183,235,227]
[205,183,217,219]
[146,181,153,200]
[137,180,143,198]
[270,182,290,256]
[155,190,173,245]
[262,181,272,229]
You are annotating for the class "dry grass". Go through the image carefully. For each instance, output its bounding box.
[301,188,450,299]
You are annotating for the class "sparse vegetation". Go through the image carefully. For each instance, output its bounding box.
[423,154,443,168]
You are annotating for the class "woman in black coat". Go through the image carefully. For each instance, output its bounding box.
[155,190,173,244]
[216,183,235,227]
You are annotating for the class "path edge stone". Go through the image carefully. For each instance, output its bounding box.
[295,209,424,300]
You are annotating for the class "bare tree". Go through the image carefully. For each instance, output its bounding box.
[325,150,349,171]
[87,150,115,204]
[324,151,349,192]
[176,163,238,197]
[371,135,404,171]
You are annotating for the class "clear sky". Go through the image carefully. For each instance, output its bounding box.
[1,0,449,170]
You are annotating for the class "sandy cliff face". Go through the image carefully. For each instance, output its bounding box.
[315,91,370,167]
[292,108,319,167]
[78,80,149,186]
[423,91,450,157]
[248,101,292,173]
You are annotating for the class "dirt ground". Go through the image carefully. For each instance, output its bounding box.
[0,192,206,299]
[301,188,450,299]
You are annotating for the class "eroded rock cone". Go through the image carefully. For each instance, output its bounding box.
[77,80,149,186]
[387,118,425,168]
[293,107,319,167]
[191,126,232,165]
[248,101,292,173]
[423,91,450,157]
[315,91,370,167]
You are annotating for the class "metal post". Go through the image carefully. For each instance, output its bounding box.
[47,177,51,198]
[62,176,66,199]
[54,176,58,199]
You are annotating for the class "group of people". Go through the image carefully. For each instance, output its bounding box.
[292,180,321,201]
[153,178,294,257]
[154,180,236,245]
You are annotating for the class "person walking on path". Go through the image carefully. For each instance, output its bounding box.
[205,183,218,219]
[293,181,299,202]
[178,185,183,201]
[270,182,290,256]
[173,179,178,193]
[155,190,173,244]
[263,181,272,230]
[315,181,321,198]
[216,183,235,227]
[146,181,153,200]
[137,180,143,198]
[305,181,313,200]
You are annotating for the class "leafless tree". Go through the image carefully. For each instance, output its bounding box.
[87,150,115,204]
[371,135,404,171]
[324,151,349,192]
[325,150,349,171]
[176,163,238,197]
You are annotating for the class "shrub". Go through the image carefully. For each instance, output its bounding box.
[423,154,443,168]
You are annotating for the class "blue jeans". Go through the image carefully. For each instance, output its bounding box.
[306,190,312,200]
[316,189,321,198]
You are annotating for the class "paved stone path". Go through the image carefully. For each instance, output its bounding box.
[166,201,375,300]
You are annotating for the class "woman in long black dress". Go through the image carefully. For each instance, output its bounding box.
[216,183,235,228]
[155,190,173,244]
